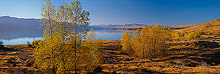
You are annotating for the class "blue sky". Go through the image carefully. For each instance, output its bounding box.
[0,0,220,26]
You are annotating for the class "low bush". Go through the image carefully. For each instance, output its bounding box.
[0,40,3,46]
[32,39,40,46]
[0,40,4,48]
[27,41,32,47]
[185,31,202,39]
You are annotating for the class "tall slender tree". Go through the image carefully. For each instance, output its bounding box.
[131,29,144,57]
[68,0,90,73]
[121,31,133,55]
[36,0,57,73]
[82,28,103,71]
[35,0,91,73]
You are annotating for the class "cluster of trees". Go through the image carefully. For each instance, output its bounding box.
[185,31,202,39]
[120,24,206,58]
[34,0,102,74]
[172,31,180,40]
[121,24,172,58]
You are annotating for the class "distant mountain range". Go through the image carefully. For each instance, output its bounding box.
[0,16,147,29]
[0,16,146,39]
[93,24,147,30]
[0,16,42,40]
[3,16,216,40]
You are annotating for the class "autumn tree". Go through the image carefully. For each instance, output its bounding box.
[185,31,201,39]
[82,28,103,71]
[130,29,144,57]
[39,0,56,36]
[35,0,57,73]
[34,0,97,73]
[68,0,90,73]
[148,24,170,57]
[121,24,171,58]
[121,31,133,55]
[172,31,180,40]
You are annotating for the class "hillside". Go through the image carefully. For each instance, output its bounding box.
[169,24,197,30]
[180,18,220,34]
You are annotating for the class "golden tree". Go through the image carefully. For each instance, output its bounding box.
[82,28,103,71]
[121,24,171,58]
[121,31,133,55]
[68,0,90,73]
[149,24,165,57]
[35,0,57,73]
[172,31,180,40]
[185,31,201,39]
[140,26,152,58]
[131,29,143,57]
[39,0,56,36]
[34,0,95,73]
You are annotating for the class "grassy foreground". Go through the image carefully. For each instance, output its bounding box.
[1,39,220,73]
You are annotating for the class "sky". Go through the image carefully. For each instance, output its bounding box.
[0,0,220,26]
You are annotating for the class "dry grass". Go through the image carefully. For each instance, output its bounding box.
[181,18,220,34]
[1,39,220,73]
[100,39,220,73]
[0,44,39,74]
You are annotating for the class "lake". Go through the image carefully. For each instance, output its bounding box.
[0,29,125,45]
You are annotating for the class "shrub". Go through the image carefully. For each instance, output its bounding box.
[172,31,180,40]
[0,40,3,46]
[185,31,202,39]
[0,40,3,48]
[215,33,220,36]
[27,41,32,47]
[32,39,40,46]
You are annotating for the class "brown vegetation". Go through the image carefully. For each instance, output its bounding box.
[169,24,197,30]
[1,38,220,73]
[181,18,220,35]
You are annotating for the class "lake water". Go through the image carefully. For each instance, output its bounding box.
[0,29,125,45]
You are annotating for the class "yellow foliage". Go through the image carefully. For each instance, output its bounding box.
[185,31,201,39]
[131,29,143,57]
[34,0,97,73]
[82,28,103,71]
[120,31,132,55]
[121,24,172,58]
[172,31,180,40]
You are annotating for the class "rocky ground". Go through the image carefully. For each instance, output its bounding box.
[1,39,220,74]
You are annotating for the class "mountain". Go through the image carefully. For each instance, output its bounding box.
[103,24,147,30]
[168,24,197,30]
[0,16,43,40]
[180,18,220,34]
[0,16,123,40]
